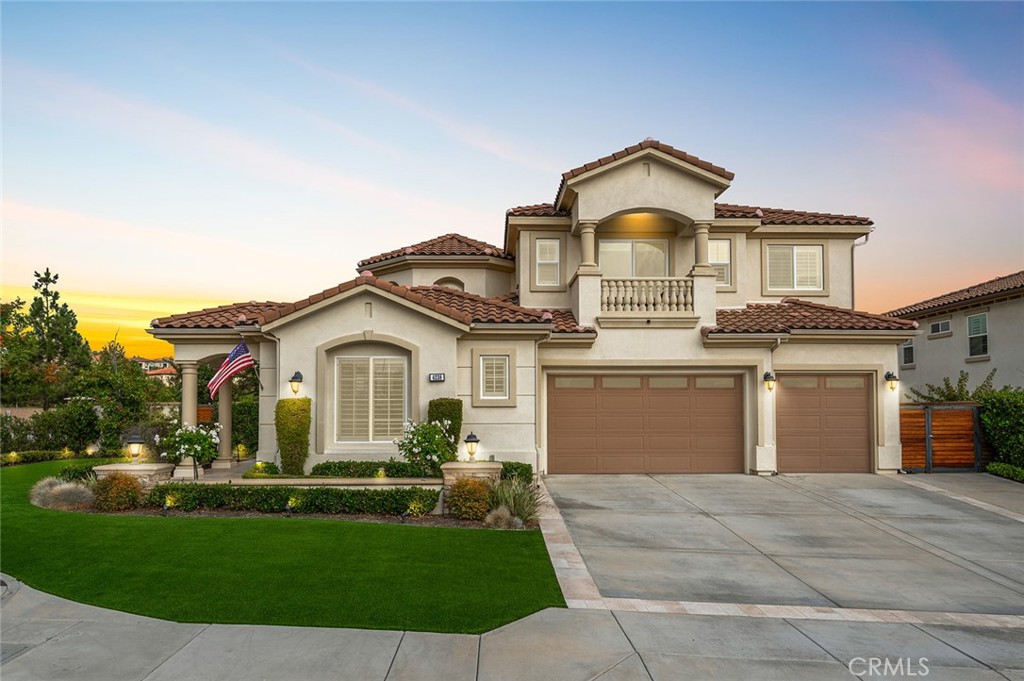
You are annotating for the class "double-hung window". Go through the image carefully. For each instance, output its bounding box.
[967,313,988,357]
[709,239,732,286]
[902,340,915,366]
[766,244,823,291]
[535,239,561,287]
[335,357,406,442]
[599,239,669,277]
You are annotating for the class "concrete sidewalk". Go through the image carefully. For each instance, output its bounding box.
[3,575,1023,680]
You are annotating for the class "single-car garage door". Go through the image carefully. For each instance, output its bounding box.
[776,373,871,473]
[547,374,744,473]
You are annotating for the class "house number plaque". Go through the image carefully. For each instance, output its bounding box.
[428,373,446,383]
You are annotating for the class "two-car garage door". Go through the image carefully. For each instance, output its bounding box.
[547,372,872,474]
[547,374,744,473]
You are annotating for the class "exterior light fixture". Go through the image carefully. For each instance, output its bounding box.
[884,371,899,392]
[288,371,303,395]
[86,442,99,456]
[763,371,776,392]
[464,432,480,462]
[126,434,145,463]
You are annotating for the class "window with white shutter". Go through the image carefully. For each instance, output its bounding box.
[709,239,732,286]
[335,357,407,442]
[480,356,509,399]
[766,244,823,291]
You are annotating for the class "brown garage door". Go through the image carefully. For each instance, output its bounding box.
[547,374,744,474]
[776,374,871,473]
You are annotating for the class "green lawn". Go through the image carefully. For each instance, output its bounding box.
[0,461,565,633]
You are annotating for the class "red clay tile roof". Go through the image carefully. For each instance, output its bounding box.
[703,299,918,335]
[358,233,512,268]
[151,302,285,329]
[715,203,872,226]
[410,286,589,332]
[146,367,178,376]
[488,292,594,334]
[503,202,871,226]
[886,270,1024,318]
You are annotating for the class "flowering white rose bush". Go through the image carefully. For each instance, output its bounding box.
[393,419,457,477]
[159,422,221,466]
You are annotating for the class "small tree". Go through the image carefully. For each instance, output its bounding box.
[276,398,311,475]
[394,419,458,477]
[26,269,92,409]
[905,369,999,403]
[76,339,150,450]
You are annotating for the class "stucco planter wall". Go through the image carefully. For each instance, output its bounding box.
[93,463,175,489]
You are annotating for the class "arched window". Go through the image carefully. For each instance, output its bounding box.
[433,277,465,291]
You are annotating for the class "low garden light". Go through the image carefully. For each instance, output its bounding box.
[86,442,99,457]
[162,494,177,516]
[464,432,480,462]
[884,371,899,392]
[763,371,776,392]
[126,434,145,463]
[288,371,303,395]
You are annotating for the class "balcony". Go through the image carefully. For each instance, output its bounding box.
[597,277,700,328]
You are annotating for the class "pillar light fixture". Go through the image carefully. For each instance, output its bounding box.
[289,371,303,395]
[884,371,899,392]
[464,432,480,462]
[126,434,145,463]
[763,371,776,392]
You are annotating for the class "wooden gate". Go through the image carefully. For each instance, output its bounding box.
[900,403,983,472]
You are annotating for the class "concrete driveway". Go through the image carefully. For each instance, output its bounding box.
[544,473,1024,615]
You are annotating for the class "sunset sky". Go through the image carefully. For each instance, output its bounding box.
[3,2,1022,359]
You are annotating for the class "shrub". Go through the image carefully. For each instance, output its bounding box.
[276,398,311,476]
[145,483,439,516]
[979,389,1024,468]
[484,505,515,529]
[447,477,491,520]
[29,477,64,505]
[490,477,541,525]
[906,368,1000,403]
[310,460,435,478]
[1,450,74,466]
[31,479,95,510]
[427,398,463,443]
[28,399,100,453]
[232,394,259,454]
[1,413,34,453]
[395,420,457,477]
[158,423,220,466]
[987,462,1024,484]
[58,461,99,483]
[243,461,282,478]
[94,473,142,511]
[501,461,533,483]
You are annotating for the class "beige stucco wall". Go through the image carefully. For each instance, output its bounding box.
[732,234,855,308]
[372,265,512,298]
[517,228,579,310]
[900,297,1024,393]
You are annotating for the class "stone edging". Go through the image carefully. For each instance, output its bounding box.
[0,572,22,605]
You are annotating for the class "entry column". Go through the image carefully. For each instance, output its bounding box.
[212,380,234,468]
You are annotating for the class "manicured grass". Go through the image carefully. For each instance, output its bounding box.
[0,461,565,633]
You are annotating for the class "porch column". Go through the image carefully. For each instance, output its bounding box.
[212,380,233,468]
[180,361,198,426]
[579,221,598,267]
[693,221,711,268]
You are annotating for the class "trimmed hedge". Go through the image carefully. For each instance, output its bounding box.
[310,460,438,478]
[987,462,1024,484]
[501,461,533,482]
[980,390,1024,468]
[146,483,440,516]
[276,398,311,475]
[2,449,77,466]
[427,398,463,443]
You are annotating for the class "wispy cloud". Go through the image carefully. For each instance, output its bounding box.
[269,46,562,175]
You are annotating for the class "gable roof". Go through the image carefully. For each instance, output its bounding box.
[886,270,1024,318]
[703,299,918,336]
[357,233,512,268]
[151,301,284,329]
[153,276,591,334]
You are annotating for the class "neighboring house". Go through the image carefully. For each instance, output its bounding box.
[146,366,178,386]
[150,140,917,475]
[133,357,173,372]
[886,271,1024,393]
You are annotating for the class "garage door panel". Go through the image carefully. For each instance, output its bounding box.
[777,373,870,473]
[547,374,743,474]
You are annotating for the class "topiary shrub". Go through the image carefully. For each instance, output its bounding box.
[490,477,541,525]
[276,398,311,476]
[94,473,142,511]
[427,398,463,443]
[500,461,533,482]
[447,477,491,520]
[980,389,1024,468]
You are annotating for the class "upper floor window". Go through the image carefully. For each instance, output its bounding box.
[929,320,951,335]
[335,356,407,443]
[709,239,732,286]
[767,244,823,291]
[535,239,561,287]
[967,313,988,357]
[902,340,915,366]
[599,239,668,278]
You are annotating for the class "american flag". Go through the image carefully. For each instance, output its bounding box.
[208,341,255,398]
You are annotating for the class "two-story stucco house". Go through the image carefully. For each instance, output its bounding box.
[887,271,1024,394]
[150,140,917,475]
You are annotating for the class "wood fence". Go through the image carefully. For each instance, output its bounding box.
[900,402,985,472]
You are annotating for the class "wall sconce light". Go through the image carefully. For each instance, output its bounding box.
[288,371,303,395]
[884,371,899,392]
[126,434,145,463]
[763,371,776,392]
[464,432,480,462]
